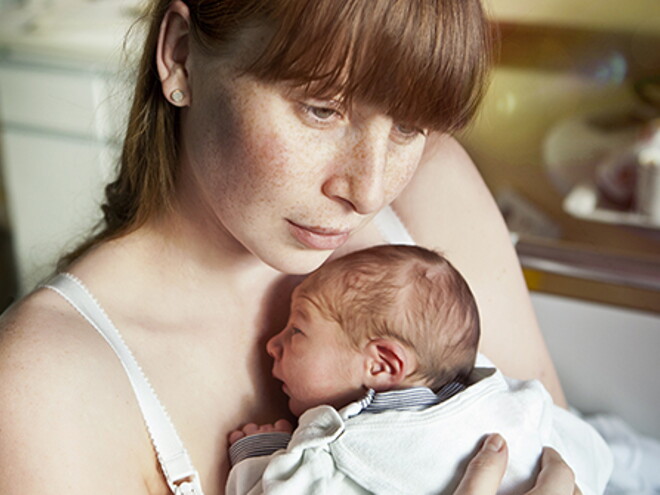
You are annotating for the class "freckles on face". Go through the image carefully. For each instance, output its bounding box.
[224,85,338,228]
[183,70,349,272]
[383,147,422,201]
[186,76,296,221]
[180,56,427,274]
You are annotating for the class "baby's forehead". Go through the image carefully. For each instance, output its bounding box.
[289,288,341,330]
[290,291,320,318]
[291,275,325,303]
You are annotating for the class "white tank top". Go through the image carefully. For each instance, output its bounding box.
[43,206,413,495]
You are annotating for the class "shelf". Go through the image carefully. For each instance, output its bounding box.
[488,0,660,34]
[563,182,660,230]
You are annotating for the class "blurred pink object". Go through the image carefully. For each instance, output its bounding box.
[595,150,638,208]
[595,119,660,209]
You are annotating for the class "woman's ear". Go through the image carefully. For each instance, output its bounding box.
[156,0,192,106]
[363,339,415,392]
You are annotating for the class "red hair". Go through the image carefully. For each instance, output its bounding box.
[60,0,492,268]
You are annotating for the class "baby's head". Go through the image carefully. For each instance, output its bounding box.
[267,244,480,416]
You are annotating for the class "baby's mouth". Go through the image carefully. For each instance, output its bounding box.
[280,381,290,396]
[272,371,288,395]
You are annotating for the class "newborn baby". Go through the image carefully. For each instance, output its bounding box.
[226,245,612,495]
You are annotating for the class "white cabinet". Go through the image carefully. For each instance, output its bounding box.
[0,59,127,293]
[533,292,660,438]
[1,64,102,137]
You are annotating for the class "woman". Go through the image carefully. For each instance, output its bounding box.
[0,0,574,493]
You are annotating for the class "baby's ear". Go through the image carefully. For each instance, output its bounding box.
[363,339,415,391]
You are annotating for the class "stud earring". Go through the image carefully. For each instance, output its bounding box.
[170,89,185,104]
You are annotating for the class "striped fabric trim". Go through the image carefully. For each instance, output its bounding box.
[228,383,465,466]
[229,431,292,466]
[437,381,466,403]
[363,382,465,413]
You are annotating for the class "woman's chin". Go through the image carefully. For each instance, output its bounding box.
[258,247,334,275]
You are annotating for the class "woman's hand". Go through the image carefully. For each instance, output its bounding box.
[454,434,581,495]
[529,448,583,495]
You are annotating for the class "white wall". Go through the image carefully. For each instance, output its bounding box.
[532,292,660,439]
[0,0,21,9]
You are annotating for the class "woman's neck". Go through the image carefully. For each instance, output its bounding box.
[67,204,284,318]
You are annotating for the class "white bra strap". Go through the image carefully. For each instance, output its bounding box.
[43,273,204,495]
[373,205,416,245]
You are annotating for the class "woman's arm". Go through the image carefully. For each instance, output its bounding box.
[0,294,154,494]
[393,134,567,406]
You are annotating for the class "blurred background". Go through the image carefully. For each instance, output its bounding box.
[462,0,660,315]
[0,0,659,473]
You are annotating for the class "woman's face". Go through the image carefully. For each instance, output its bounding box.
[179,39,428,274]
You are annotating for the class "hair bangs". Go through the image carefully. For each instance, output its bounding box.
[249,0,492,133]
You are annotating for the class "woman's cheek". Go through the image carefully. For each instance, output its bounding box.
[245,113,302,172]
[384,149,424,201]
[249,131,292,186]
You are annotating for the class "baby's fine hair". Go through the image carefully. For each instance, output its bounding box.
[297,245,480,391]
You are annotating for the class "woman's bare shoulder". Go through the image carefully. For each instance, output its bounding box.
[0,287,106,374]
[0,289,155,493]
[393,132,512,286]
[394,136,498,238]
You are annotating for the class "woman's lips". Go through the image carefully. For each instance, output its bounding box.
[287,220,351,250]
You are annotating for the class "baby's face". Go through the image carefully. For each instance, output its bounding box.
[266,292,367,416]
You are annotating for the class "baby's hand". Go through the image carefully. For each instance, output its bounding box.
[228,419,293,445]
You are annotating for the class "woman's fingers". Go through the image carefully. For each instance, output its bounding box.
[527,447,578,495]
[453,434,508,495]
[454,438,579,495]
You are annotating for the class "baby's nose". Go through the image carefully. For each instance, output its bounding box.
[266,332,283,359]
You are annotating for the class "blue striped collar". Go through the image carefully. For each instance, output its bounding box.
[354,382,465,414]
[230,381,467,465]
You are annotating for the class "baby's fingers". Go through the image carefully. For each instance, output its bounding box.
[453,434,508,495]
[228,430,246,445]
[274,419,293,433]
[241,423,260,436]
[228,420,293,446]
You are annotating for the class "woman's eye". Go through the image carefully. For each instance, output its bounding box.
[291,327,304,336]
[298,101,343,126]
[308,106,338,120]
[393,123,426,140]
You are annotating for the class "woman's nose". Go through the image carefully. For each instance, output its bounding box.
[322,126,389,214]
